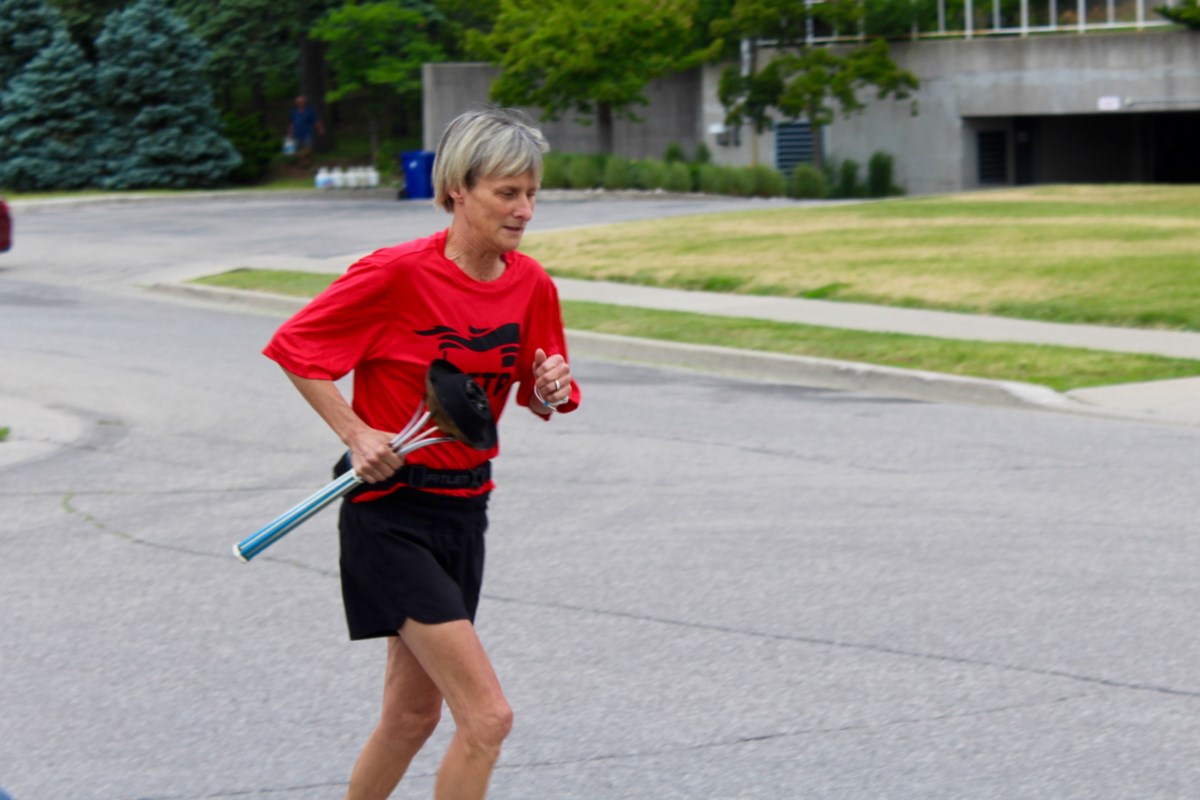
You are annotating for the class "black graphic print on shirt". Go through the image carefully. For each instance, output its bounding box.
[416,322,520,396]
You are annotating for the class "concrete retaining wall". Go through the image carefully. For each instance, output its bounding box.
[823,31,1200,194]
[423,31,1200,194]
[422,63,703,159]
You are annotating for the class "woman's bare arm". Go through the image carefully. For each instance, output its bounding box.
[282,368,403,484]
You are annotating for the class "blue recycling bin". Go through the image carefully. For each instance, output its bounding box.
[400,150,435,199]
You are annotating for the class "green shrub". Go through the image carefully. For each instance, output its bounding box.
[635,159,670,190]
[836,158,863,198]
[602,156,636,190]
[663,142,686,163]
[821,157,838,195]
[697,163,725,194]
[693,142,712,164]
[867,151,895,198]
[731,166,757,197]
[689,164,783,197]
[541,153,569,188]
[566,155,601,189]
[664,161,693,192]
[698,164,752,196]
[788,165,828,199]
[750,165,786,197]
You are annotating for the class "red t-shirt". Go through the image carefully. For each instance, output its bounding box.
[263,229,580,498]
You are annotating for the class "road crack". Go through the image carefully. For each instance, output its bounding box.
[486,593,1200,700]
[496,692,1092,773]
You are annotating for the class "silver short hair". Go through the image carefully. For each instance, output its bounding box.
[433,108,550,213]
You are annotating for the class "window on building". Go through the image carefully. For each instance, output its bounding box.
[776,121,816,173]
[978,131,1008,184]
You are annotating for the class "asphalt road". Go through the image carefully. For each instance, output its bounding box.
[2,196,1199,799]
[4,192,797,292]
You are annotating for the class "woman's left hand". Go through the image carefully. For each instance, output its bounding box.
[533,347,571,411]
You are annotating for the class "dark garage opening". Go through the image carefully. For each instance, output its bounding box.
[1149,113,1200,183]
[1011,110,1200,185]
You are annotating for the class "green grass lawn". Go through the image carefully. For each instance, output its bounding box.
[195,268,334,296]
[191,268,1200,392]
[521,184,1200,331]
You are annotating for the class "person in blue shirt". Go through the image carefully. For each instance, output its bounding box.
[287,95,324,164]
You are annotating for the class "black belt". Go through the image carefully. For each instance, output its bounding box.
[333,452,492,491]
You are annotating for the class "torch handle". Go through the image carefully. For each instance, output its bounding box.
[232,431,451,563]
[233,469,362,562]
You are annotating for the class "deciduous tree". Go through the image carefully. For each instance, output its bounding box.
[1155,0,1200,28]
[862,0,942,38]
[433,0,500,58]
[310,0,446,162]
[716,0,918,169]
[470,0,721,154]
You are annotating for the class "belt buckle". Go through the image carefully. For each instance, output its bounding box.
[405,464,429,488]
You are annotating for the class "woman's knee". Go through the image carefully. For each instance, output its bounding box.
[460,701,513,753]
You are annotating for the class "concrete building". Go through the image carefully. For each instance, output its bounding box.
[423,29,1200,196]
[828,30,1200,194]
[422,63,706,161]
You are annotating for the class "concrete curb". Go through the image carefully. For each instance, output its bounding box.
[573,333,1198,426]
[149,281,314,316]
[565,330,1111,413]
[147,282,1121,421]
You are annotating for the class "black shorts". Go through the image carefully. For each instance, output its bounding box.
[338,487,489,641]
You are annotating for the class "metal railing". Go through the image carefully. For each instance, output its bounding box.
[801,0,1181,42]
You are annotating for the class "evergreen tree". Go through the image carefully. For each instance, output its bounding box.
[95,0,241,189]
[0,28,102,190]
[44,0,126,60]
[0,0,62,91]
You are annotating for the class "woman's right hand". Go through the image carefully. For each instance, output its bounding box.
[347,427,405,484]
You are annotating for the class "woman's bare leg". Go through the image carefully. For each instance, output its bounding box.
[399,619,513,800]
[345,636,443,800]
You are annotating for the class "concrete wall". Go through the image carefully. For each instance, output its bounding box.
[423,31,1200,194]
[422,63,704,159]
[822,31,1200,194]
[697,63,778,168]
